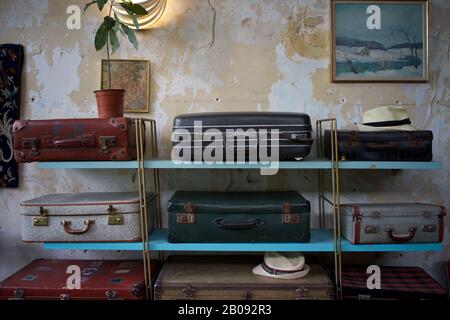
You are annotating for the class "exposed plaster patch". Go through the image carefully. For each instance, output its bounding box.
[31,43,82,118]
[282,7,328,59]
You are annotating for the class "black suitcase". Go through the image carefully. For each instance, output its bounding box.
[171,112,313,161]
[324,130,432,161]
[167,191,311,243]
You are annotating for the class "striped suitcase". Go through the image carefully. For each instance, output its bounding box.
[342,266,447,300]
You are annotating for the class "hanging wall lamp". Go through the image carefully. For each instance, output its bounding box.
[112,0,167,30]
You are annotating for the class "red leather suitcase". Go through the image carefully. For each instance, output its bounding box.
[13,117,138,162]
[0,259,158,300]
[342,266,447,300]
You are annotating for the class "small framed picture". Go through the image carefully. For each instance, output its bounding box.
[101,59,150,113]
[331,0,428,83]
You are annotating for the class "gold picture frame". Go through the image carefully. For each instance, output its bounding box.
[101,59,150,113]
[331,0,429,83]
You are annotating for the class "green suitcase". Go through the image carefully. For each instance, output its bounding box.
[167,191,310,243]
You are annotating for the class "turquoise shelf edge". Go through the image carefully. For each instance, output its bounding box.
[37,159,441,170]
[42,229,442,252]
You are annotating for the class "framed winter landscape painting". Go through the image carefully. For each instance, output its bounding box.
[331,0,428,82]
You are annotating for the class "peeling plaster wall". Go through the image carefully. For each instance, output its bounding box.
[0,0,449,286]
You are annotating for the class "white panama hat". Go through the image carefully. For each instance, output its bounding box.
[358,106,417,131]
[253,252,310,280]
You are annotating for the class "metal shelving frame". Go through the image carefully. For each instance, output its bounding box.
[35,118,444,300]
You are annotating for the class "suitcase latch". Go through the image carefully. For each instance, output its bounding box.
[177,203,196,224]
[423,224,436,233]
[177,213,195,224]
[22,138,39,156]
[282,202,300,224]
[243,291,252,300]
[9,289,25,300]
[296,287,309,299]
[33,207,49,227]
[182,285,195,298]
[106,290,118,300]
[107,205,124,225]
[364,225,379,234]
[99,136,117,154]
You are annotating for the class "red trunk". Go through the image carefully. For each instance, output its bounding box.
[0,259,158,300]
[13,117,139,162]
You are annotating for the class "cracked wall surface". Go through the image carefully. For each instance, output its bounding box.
[0,0,449,286]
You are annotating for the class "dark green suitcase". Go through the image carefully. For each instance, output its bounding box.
[167,191,310,243]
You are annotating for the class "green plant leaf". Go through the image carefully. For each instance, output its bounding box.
[132,4,148,15]
[121,23,138,50]
[110,29,120,54]
[119,2,134,14]
[113,12,120,32]
[131,15,139,29]
[104,16,116,30]
[96,0,108,11]
[94,24,108,51]
[84,0,97,12]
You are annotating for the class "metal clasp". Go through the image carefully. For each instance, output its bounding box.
[177,203,196,224]
[99,136,117,154]
[22,138,39,156]
[106,290,118,300]
[364,225,379,234]
[282,202,300,224]
[423,224,436,233]
[296,287,309,299]
[9,289,25,300]
[33,207,49,227]
[107,205,123,225]
[182,285,195,298]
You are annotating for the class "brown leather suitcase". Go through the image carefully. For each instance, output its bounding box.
[13,117,138,162]
[154,256,335,300]
[0,259,159,300]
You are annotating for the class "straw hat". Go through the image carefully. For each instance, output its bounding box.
[358,106,416,131]
[253,252,310,280]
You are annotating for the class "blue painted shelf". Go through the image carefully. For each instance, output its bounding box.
[43,229,442,252]
[37,159,441,170]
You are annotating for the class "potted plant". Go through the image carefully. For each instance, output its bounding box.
[85,0,147,118]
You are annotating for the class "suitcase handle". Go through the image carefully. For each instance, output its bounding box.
[61,220,95,235]
[386,227,417,242]
[366,142,399,150]
[54,136,95,148]
[212,218,265,230]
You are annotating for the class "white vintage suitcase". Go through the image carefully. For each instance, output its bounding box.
[21,192,154,242]
[340,203,446,244]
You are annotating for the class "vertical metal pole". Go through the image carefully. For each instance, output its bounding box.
[138,119,153,299]
[332,120,343,300]
[135,118,150,300]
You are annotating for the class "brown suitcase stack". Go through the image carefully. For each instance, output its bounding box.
[13,117,138,162]
[154,256,335,300]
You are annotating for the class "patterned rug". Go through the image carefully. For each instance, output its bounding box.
[0,44,23,188]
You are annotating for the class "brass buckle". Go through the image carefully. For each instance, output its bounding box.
[32,207,49,227]
[99,136,117,154]
[107,205,124,225]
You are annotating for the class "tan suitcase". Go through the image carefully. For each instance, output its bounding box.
[154,256,335,300]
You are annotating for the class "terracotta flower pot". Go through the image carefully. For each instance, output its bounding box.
[94,89,125,119]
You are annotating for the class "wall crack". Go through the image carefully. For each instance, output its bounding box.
[207,0,216,49]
